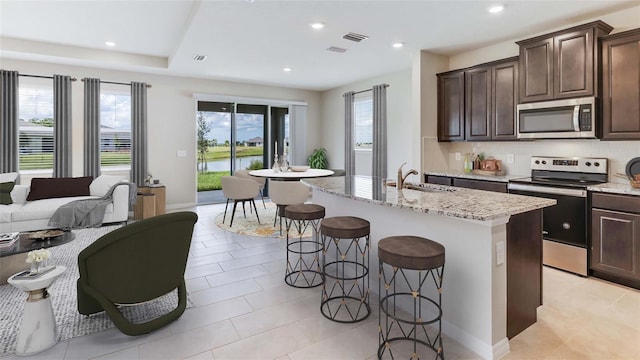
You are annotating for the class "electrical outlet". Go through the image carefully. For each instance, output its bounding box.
[507,154,514,164]
[455,152,461,161]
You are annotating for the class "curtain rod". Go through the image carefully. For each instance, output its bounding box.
[19,74,77,81]
[346,83,389,96]
[81,78,152,88]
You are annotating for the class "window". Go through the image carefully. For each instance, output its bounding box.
[354,97,373,150]
[100,92,131,169]
[18,82,54,171]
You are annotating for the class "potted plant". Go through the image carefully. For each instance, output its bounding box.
[307,148,328,169]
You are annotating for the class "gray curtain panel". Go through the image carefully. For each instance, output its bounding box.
[84,78,101,178]
[53,75,72,177]
[0,70,19,174]
[131,82,148,187]
[344,91,355,178]
[372,84,388,180]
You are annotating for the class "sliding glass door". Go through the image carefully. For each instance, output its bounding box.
[197,101,286,204]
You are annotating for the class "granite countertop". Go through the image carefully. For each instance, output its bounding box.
[588,182,640,196]
[426,170,640,197]
[303,176,556,222]
[424,170,528,183]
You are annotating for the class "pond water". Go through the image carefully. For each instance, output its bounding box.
[198,155,264,172]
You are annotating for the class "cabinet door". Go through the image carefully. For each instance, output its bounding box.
[465,66,491,141]
[452,178,507,193]
[438,72,465,141]
[554,28,594,99]
[601,30,640,140]
[492,60,519,140]
[519,37,554,103]
[591,209,640,281]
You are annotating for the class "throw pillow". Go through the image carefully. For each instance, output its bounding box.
[0,181,16,205]
[89,175,126,197]
[27,176,94,201]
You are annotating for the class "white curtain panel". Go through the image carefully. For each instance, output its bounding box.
[289,104,307,166]
[53,75,72,178]
[0,70,19,174]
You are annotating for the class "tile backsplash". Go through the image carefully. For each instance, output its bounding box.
[446,140,639,183]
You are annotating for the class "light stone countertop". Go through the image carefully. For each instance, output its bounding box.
[588,182,640,196]
[424,170,529,183]
[426,171,640,197]
[303,176,556,222]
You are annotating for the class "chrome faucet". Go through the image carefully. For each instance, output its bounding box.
[397,162,419,189]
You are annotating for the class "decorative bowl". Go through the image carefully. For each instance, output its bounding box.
[289,166,310,172]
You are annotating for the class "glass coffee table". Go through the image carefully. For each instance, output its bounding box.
[0,230,75,284]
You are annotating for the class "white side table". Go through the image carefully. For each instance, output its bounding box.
[8,266,66,356]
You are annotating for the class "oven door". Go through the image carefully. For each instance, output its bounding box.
[507,183,587,247]
[508,182,588,276]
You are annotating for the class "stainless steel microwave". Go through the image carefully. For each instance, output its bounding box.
[517,97,596,139]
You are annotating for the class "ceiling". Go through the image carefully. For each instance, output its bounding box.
[1,0,638,91]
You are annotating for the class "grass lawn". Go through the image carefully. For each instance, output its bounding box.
[202,146,263,161]
[198,171,230,191]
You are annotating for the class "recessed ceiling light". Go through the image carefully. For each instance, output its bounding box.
[311,22,325,30]
[488,5,504,13]
[283,67,292,72]
[105,41,116,47]
[392,42,404,48]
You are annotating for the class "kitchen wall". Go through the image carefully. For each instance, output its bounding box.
[2,59,322,207]
[436,5,640,181]
[320,69,415,178]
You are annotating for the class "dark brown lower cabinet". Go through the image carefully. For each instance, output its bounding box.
[591,193,640,289]
[452,178,507,193]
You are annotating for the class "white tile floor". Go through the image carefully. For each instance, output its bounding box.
[7,203,640,360]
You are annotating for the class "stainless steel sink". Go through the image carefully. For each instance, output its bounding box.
[402,183,457,193]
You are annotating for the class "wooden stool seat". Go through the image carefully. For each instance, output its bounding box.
[320,216,370,239]
[378,236,445,270]
[284,204,325,221]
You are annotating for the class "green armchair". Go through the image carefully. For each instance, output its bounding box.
[77,211,198,336]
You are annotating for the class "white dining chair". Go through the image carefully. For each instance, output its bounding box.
[234,169,266,208]
[268,180,310,234]
[221,176,261,227]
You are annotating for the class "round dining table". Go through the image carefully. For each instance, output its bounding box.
[249,168,334,180]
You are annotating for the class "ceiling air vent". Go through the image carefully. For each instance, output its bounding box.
[193,54,208,62]
[327,46,348,53]
[342,32,369,42]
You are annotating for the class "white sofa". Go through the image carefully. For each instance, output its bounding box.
[0,175,130,233]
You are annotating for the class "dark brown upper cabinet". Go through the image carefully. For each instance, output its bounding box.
[438,57,518,142]
[437,70,465,141]
[601,28,640,140]
[517,21,612,103]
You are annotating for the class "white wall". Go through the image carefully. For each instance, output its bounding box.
[2,59,322,207]
[433,5,640,180]
[319,69,415,179]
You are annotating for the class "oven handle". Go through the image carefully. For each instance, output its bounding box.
[507,183,586,197]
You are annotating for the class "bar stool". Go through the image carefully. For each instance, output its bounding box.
[283,204,325,288]
[377,236,445,360]
[320,216,371,323]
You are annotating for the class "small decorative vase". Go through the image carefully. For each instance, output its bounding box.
[279,155,289,172]
[30,260,46,274]
[272,155,280,173]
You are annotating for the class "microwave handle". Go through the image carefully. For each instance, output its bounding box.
[573,105,580,131]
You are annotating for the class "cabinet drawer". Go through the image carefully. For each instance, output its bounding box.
[591,192,640,214]
[425,175,453,186]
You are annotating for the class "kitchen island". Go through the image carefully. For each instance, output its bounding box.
[302,176,556,360]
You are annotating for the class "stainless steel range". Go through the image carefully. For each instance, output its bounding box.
[507,156,608,276]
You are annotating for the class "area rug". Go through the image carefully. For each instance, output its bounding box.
[0,225,192,357]
[215,202,313,238]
